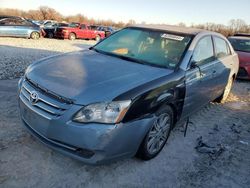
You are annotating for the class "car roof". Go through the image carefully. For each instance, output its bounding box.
[130,24,208,35]
[0,15,23,20]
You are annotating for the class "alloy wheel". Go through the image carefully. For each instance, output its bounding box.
[31,32,39,39]
[69,33,76,40]
[146,113,171,155]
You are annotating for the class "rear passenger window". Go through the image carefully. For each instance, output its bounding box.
[214,37,231,58]
[192,36,215,66]
[0,18,27,26]
[0,18,15,25]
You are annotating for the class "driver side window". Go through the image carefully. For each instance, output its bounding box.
[192,36,215,66]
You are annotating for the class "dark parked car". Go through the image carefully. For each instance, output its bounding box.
[228,36,250,79]
[0,16,43,39]
[89,25,115,37]
[44,23,69,38]
[96,26,115,37]
[18,25,238,164]
[37,20,57,28]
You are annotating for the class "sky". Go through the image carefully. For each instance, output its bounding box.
[1,0,250,25]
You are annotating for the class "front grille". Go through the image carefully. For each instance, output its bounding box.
[26,78,73,104]
[20,79,71,119]
[238,67,248,77]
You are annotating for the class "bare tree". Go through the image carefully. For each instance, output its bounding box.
[38,6,62,20]
[229,19,247,33]
[1,7,249,33]
[178,22,186,27]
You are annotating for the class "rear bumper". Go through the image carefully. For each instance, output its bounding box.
[18,84,153,164]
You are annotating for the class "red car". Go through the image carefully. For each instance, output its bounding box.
[228,36,250,80]
[55,23,105,41]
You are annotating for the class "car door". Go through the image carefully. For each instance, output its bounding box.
[212,36,232,98]
[86,25,94,39]
[79,24,89,39]
[182,35,217,118]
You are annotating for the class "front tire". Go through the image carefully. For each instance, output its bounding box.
[216,77,234,103]
[136,105,174,160]
[30,32,40,39]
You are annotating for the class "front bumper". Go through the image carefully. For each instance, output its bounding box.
[18,79,153,164]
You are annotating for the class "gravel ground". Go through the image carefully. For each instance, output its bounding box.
[0,37,95,79]
[0,38,250,188]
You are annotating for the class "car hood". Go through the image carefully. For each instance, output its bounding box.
[26,50,173,105]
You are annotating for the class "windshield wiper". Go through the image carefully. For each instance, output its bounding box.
[90,47,111,56]
[113,54,147,65]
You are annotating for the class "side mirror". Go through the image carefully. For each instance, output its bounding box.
[190,60,197,69]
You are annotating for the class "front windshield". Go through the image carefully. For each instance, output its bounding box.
[229,38,250,53]
[93,28,192,69]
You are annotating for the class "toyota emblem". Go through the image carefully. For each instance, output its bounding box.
[29,91,39,104]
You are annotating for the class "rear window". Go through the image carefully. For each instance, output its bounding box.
[214,37,231,58]
[0,18,31,26]
[228,38,250,53]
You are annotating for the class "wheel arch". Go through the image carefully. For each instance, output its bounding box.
[116,71,186,124]
[122,87,184,125]
[164,103,178,124]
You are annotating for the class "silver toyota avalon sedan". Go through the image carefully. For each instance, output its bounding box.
[18,25,239,164]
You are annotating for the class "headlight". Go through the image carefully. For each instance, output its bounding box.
[73,100,131,124]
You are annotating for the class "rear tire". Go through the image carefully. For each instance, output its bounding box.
[215,77,234,103]
[69,33,76,40]
[30,32,40,39]
[136,105,174,160]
